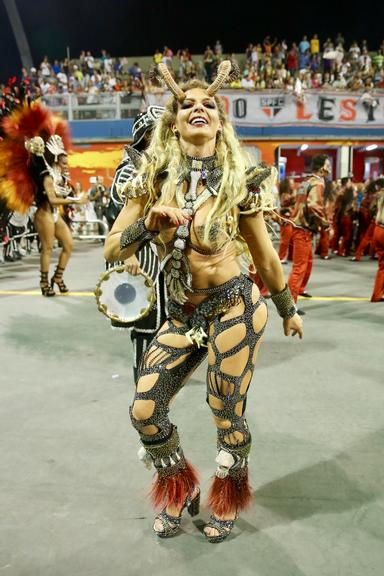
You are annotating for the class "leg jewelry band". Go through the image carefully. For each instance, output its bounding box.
[271,284,297,319]
[207,439,253,516]
[120,217,158,251]
[139,426,199,509]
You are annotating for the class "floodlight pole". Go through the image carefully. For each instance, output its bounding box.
[2,0,34,71]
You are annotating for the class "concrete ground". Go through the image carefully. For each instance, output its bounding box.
[0,242,383,576]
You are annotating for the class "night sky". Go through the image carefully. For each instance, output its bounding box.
[1,0,384,82]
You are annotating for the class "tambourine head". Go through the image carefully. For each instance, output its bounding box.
[95,265,156,325]
[114,282,137,305]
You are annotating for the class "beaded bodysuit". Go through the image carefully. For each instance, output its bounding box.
[128,155,274,516]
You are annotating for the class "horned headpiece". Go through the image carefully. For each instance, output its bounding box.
[155,60,240,101]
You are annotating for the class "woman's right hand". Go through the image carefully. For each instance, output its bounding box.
[124,254,141,276]
[144,206,191,232]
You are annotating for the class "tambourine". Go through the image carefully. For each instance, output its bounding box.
[94,265,156,327]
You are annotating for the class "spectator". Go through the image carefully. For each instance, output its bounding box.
[349,41,361,71]
[359,49,372,75]
[88,176,107,237]
[85,51,95,73]
[214,40,223,57]
[372,50,384,70]
[241,72,255,89]
[40,56,51,78]
[299,49,310,71]
[245,43,253,63]
[310,34,320,55]
[52,60,61,75]
[299,35,310,54]
[263,36,277,55]
[128,62,142,80]
[287,43,299,73]
[335,32,345,46]
[250,45,259,69]
[162,46,174,68]
[56,68,68,88]
[153,49,163,65]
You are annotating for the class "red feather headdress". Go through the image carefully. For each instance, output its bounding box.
[0,102,70,213]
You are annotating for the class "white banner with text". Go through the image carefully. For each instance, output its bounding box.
[147,90,384,128]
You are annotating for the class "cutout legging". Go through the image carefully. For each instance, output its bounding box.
[130,275,268,512]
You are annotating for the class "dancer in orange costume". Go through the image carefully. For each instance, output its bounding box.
[278,178,296,263]
[370,178,384,302]
[288,155,329,309]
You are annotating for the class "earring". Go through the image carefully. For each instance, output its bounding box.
[216,130,222,139]
[173,129,180,139]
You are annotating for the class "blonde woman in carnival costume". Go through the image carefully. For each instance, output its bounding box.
[104,61,303,542]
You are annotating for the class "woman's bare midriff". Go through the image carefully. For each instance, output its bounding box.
[156,232,247,305]
[186,243,242,304]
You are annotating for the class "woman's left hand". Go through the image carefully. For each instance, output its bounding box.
[283,313,303,339]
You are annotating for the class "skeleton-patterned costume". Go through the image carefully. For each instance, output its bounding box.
[118,62,296,540]
[107,108,167,381]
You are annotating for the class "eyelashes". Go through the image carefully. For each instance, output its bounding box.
[181,101,216,109]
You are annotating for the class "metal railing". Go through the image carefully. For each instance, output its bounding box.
[41,92,145,121]
[0,214,109,264]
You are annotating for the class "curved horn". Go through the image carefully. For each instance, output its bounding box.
[206,60,232,96]
[157,63,186,102]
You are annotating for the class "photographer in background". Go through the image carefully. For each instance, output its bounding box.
[88,176,107,237]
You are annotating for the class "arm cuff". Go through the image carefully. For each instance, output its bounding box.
[271,284,297,319]
[120,217,158,252]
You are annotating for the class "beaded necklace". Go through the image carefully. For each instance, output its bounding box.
[162,155,223,304]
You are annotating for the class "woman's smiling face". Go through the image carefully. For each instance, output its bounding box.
[173,88,222,146]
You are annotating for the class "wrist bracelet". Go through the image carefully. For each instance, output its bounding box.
[120,217,158,251]
[271,284,297,320]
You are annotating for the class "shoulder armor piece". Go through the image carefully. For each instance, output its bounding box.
[239,164,277,214]
[124,146,143,171]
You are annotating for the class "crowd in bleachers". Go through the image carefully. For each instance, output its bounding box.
[1,34,384,102]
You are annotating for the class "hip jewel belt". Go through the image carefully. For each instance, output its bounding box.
[167,275,248,348]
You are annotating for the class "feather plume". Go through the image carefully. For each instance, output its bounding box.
[207,472,252,516]
[150,460,199,509]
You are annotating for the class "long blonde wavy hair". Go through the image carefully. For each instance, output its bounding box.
[132,79,251,244]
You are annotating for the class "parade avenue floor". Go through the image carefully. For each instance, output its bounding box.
[0,241,383,576]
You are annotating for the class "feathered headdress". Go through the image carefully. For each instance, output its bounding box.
[0,102,70,213]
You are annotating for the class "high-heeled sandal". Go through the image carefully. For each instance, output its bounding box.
[40,271,55,297]
[204,513,238,543]
[50,266,69,293]
[153,487,200,538]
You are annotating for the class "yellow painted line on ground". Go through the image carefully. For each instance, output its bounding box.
[0,290,94,296]
[298,296,370,302]
[0,291,371,301]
